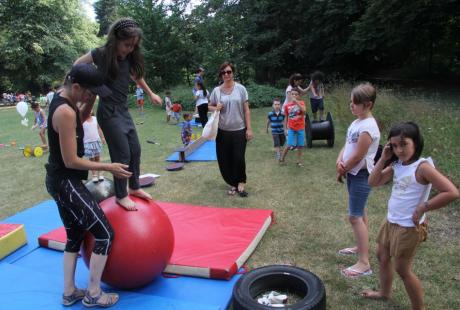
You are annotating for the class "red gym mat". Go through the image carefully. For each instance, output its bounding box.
[38,201,273,280]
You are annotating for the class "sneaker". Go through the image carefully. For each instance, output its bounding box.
[275,152,281,161]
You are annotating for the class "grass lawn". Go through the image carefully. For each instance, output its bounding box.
[0,84,459,309]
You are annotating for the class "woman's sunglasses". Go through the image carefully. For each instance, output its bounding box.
[221,70,233,75]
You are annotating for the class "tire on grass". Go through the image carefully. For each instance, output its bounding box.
[232,265,325,310]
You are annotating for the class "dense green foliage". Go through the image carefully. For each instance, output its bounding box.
[0,0,101,93]
[1,0,458,93]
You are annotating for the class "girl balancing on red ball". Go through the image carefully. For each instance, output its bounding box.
[75,18,162,211]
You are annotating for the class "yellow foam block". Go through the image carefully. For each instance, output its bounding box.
[0,224,27,260]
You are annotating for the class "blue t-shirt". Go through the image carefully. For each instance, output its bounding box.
[135,88,144,100]
[267,110,285,134]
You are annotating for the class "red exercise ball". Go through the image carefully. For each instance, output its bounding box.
[81,196,174,289]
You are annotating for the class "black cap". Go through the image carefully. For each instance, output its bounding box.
[68,64,112,97]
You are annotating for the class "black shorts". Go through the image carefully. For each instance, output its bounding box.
[272,133,286,147]
[310,98,324,113]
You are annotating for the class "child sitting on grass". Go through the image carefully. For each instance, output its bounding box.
[181,113,193,146]
[361,122,459,309]
[266,98,285,161]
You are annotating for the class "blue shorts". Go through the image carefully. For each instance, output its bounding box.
[346,169,371,217]
[310,98,324,113]
[287,129,305,147]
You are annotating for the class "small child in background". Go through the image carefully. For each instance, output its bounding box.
[362,122,459,308]
[172,101,182,123]
[266,98,285,160]
[308,71,325,122]
[279,88,306,166]
[135,85,145,116]
[181,113,193,146]
[30,101,48,149]
[164,91,172,123]
[83,113,106,183]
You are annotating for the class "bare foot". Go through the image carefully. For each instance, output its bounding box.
[360,289,388,300]
[129,188,152,200]
[116,196,137,211]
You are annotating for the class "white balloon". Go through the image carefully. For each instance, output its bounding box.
[16,101,28,117]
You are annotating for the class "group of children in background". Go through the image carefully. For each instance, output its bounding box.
[267,71,325,166]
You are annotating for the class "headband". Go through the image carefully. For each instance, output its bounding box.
[114,19,139,32]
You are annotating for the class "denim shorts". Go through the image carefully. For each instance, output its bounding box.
[287,129,305,147]
[347,169,371,217]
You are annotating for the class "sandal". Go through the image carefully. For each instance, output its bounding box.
[237,189,249,197]
[82,290,119,308]
[227,187,237,196]
[62,288,86,306]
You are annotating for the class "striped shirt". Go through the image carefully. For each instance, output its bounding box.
[267,110,285,134]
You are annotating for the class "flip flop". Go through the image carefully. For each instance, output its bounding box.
[341,266,372,279]
[338,247,358,256]
[62,288,86,306]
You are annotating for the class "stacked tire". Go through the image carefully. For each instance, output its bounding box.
[232,265,326,310]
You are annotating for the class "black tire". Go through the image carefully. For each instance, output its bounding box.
[326,112,334,148]
[232,265,326,310]
[305,114,313,148]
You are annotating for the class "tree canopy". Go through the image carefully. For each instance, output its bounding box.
[1,0,458,93]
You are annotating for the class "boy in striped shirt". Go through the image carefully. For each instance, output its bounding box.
[266,98,285,160]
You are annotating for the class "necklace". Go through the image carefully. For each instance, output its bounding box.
[220,81,235,95]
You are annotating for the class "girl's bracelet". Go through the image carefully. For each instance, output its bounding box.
[423,201,430,213]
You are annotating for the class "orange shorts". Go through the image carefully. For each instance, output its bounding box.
[137,99,144,106]
[376,220,428,258]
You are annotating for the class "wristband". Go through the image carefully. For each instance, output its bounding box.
[423,201,430,213]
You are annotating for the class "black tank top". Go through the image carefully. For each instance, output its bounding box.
[45,93,88,181]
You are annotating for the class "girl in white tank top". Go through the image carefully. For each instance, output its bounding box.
[363,122,459,309]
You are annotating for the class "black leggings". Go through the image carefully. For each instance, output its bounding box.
[197,104,208,127]
[216,128,247,188]
[99,111,140,199]
[46,177,114,255]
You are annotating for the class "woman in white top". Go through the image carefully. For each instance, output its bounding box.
[209,61,253,197]
[362,122,459,309]
[194,81,209,127]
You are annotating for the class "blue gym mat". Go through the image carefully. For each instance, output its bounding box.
[0,200,240,309]
[166,140,217,162]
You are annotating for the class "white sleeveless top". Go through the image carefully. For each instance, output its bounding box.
[82,116,101,143]
[387,157,433,227]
